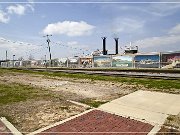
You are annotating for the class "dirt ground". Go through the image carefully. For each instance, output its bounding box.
[0,72,136,101]
[0,100,85,133]
[164,113,180,130]
[157,126,180,135]
[0,72,136,133]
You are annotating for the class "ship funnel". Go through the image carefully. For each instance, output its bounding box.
[102,37,107,55]
[114,38,119,54]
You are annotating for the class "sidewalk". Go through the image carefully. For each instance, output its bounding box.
[99,90,180,125]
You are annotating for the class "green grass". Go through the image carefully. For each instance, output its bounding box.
[0,83,52,105]
[80,99,108,108]
[1,68,180,91]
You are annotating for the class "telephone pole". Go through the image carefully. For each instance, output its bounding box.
[13,55,15,67]
[45,55,47,69]
[6,50,8,67]
[6,50,7,61]
[43,35,52,67]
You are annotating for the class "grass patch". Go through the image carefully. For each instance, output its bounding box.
[1,68,180,91]
[0,83,53,105]
[59,106,69,110]
[80,99,108,108]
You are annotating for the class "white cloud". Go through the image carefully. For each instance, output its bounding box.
[26,4,35,12]
[0,3,34,23]
[0,10,9,23]
[65,41,90,56]
[6,3,34,16]
[169,24,180,35]
[27,0,34,3]
[43,21,95,36]
[131,23,180,52]
[66,41,88,49]
[111,18,144,33]
[67,41,78,46]
[101,3,180,17]
[0,37,41,57]
[7,4,26,15]
[133,35,180,51]
[148,3,180,17]
[41,15,46,19]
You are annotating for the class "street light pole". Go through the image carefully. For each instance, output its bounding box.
[136,46,138,53]
[43,35,52,67]
[13,55,15,67]
[6,50,8,67]
[45,55,47,69]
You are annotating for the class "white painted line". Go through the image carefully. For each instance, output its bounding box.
[67,100,92,108]
[0,117,22,135]
[148,124,161,135]
[27,108,95,135]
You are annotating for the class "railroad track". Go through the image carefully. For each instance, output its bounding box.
[24,68,180,80]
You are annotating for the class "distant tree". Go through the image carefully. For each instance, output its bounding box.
[18,56,24,61]
[28,54,34,60]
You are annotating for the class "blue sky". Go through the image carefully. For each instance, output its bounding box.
[0,0,180,60]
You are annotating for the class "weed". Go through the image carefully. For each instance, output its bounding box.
[0,83,56,105]
[80,99,108,108]
[60,106,69,110]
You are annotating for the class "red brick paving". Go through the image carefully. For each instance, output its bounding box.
[0,119,12,135]
[39,110,154,135]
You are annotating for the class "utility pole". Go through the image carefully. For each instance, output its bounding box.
[136,46,138,53]
[43,34,52,67]
[45,55,47,69]
[6,50,7,61]
[6,50,8,67]
[66,57,69,68]
[13,55,15,67]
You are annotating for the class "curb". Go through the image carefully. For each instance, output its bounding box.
[0,117,22,135]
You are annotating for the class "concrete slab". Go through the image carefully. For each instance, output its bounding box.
[99,90,180,125]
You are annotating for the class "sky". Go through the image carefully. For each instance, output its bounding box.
[0,0,180,60]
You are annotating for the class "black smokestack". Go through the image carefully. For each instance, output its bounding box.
[102,37,107,55]
[114,38,119,54]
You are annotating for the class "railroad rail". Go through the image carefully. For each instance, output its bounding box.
[22,68,180,80]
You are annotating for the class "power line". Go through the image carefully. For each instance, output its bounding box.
[52,41,92,55]
[0,37,46,59]
[0,37,94,60]
[0,37,43,47]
